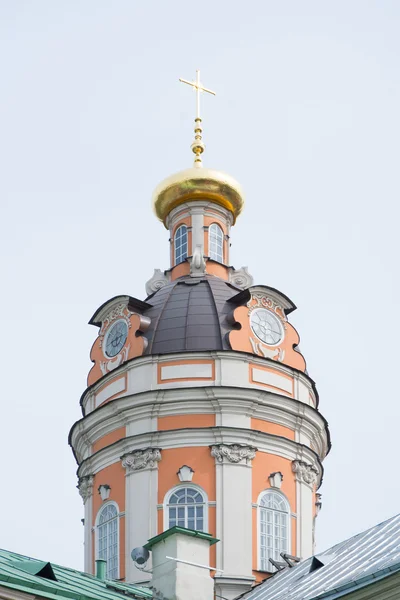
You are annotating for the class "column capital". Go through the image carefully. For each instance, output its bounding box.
[210,443,257,465]
[121,448,162,473]
[77,475,94,504]
[292,459,318,486]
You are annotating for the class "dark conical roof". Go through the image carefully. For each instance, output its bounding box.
[144,276,241,355]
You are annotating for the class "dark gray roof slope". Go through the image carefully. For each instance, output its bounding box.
[242,513,400,600]
[144,276,240,355]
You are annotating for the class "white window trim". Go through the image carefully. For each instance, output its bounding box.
[163,483,209,533]
[257,489,291,572]
[95,500,120,580]
[208,223,224,263]
[174,224,188,266]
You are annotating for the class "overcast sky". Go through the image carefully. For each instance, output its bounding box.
[1,1,399,570]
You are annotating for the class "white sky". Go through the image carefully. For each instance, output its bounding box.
[1,1,399,570]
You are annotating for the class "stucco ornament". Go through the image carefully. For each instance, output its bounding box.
[211,444,257,465]
[177,465,194,482]
[268,471,283,489]
[145,269,170,296]
[229,266,254,289]
[292,460,318,486]
[77,475,94,504]
[121,448,162,472]
[189,244,207,277]
[99,304,133,347]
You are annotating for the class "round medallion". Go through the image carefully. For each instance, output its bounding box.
[103,319,128,358]
[250,308,284,346]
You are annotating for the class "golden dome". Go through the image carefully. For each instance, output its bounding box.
[152,167,245,227]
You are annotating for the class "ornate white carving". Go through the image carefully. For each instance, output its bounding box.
[189,244,207,277]
[100,344,130,376]
[249,336,285,362]
[99,304,133,344]
[229,266,254,289]
[77,475,94,504]
[292,460,318,486]
[145,269,170,296]
[177,465,194,482]
[210,444,257,465]
[121,448,162,472]
[268,471,283,489]
[248,294,287,328]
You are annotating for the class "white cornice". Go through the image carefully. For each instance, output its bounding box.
[71,385,329,464]
[77,426,323,487]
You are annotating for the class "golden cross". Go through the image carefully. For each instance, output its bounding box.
[179,70,216,120]
[179,70,216,166]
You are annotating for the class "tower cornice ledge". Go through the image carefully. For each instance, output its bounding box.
[77,426,323,488]
[70,385,330,465]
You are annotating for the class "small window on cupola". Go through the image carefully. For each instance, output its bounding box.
[174,225,188,265]
[209,223,224,263]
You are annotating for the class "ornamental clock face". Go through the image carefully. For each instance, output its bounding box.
[250,308,284,346]
[103,319,128,358]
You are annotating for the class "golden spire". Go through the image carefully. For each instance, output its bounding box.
[179,70,216,168]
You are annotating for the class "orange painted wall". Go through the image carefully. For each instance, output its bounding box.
[251,419,295,441]
[92,463,126,579]
[92,426,126,453]
[157,447,217,568]
[158,414,215,430]
[251,452,296,575]
[230,305,306,372]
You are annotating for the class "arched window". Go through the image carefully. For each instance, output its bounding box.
[258,490,290,571]
[209,223,224,263]
[165,486,207,532]
[96,502,119,580]
[174,225,188,265]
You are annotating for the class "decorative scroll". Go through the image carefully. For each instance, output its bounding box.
[229,266,254,289]
[121,448,162,472]
[77,475,94,504]
[292,460,318,486]
[145,269,170,296]
[210,444,257,465]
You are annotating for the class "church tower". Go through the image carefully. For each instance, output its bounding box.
[69,71,330,600]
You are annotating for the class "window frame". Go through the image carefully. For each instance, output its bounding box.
[163,484,208,533]
[95,501,120,580]
[174,224,188,266]
[257,489,291,572]
[208,223,224,263]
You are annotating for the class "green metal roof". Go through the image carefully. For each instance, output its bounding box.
[0,548,152,600]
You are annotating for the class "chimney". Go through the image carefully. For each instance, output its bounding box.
[144,527,218,600]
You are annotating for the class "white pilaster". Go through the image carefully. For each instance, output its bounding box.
[292,459,318,559]
[78,475,94,574]
[190,208,205,256]
[211,444,256,600]
[122,448,161,583]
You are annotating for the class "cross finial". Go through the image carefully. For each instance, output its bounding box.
[179,70,216,168]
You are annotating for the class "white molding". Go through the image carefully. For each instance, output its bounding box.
[72,385,328,465]
[160,363,213,381]
[77,426,322,485]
